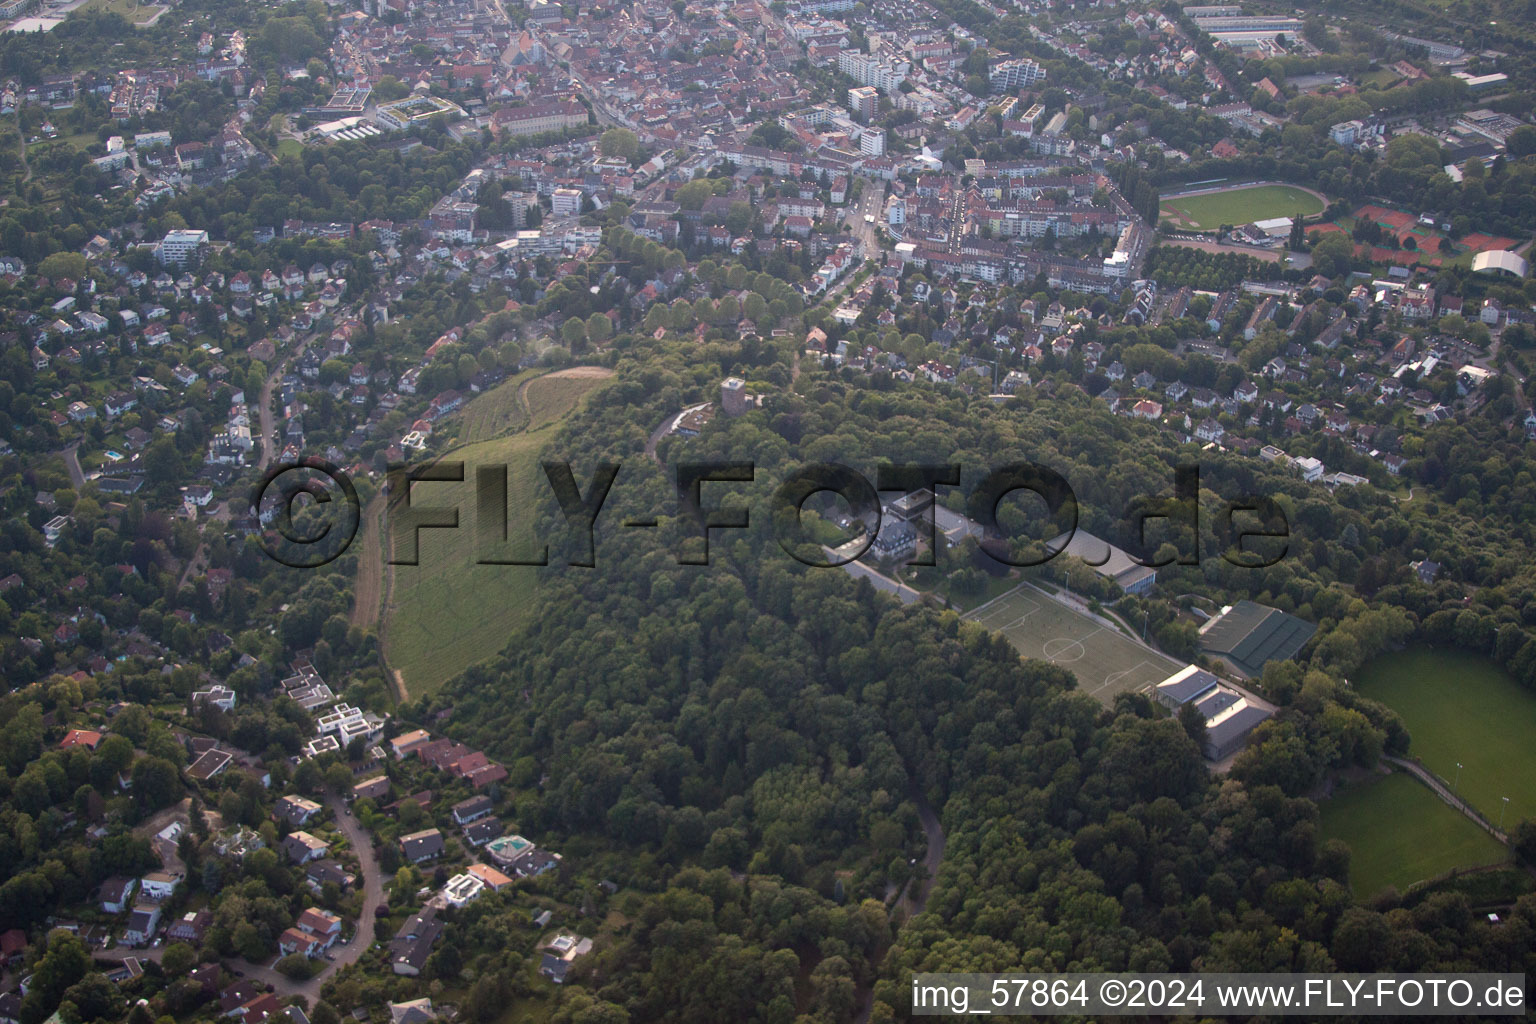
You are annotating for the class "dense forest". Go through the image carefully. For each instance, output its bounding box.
[403,324,1536,1021]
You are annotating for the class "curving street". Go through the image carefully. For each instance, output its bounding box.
[97,793,384,1002]
[233,794,386,999]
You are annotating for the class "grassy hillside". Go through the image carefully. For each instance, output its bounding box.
[383,368,611,696]
[454,370,540,446]
[524,368,610,432]
[384,431,547,695]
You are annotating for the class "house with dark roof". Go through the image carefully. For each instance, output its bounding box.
[452,795,493,825]
[400,828,445,864]
[390,907,443,976]
[417,739,472,771]
[99,876,137,913]
[389,999,436,1024]
[505,846,562,879]
[232,994,283,1024]
[463,817,502,847]
[186,747,233,781]
[187,963,221,995]
[275,795,323,827]
[465,762,508,789]
[305,859,356,893]
[538,932,592,984]
[352,775,391,801]
[168,909,211,943]
[281,831,329,864]
[123,904,161,946]
[219,980,267,1015]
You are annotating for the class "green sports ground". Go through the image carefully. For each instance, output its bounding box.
[1160,183,1325,231]
[964,585,1181,705]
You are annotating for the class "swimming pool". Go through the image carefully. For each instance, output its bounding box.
[104,450,124,461]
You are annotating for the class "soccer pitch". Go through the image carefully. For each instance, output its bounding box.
[964,586,1183,705]
[1160,183,1325,231]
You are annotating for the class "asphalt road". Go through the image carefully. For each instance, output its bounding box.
[845,181,886,255]
[231,794,386,1000]
[904,788,946,919]
[946,187,964,253]
[58,443,86,487]
[256,330,320,474]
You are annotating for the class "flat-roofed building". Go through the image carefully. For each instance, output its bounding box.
[1198,600,1317,677]
[1153,664,1221,709]
[157,229,209,268]
[442,873,486,907]
[1201,700,1273,760]
[1153,664,1273,760]
[1046,529,1156,595]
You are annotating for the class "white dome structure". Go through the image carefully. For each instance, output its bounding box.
[1472,249,1528,278]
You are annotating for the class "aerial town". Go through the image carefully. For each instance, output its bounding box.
[1,0,1536,1018]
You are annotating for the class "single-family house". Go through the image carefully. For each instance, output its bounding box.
[400,828,445,864]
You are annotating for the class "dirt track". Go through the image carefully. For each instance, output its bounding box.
[349,493,384,630]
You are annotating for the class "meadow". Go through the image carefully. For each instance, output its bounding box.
[1357,647,1536,822]
[1319,772,1508,896]
[453,370,540,445]
[382,368,611,694]
[1354,647,1536,824]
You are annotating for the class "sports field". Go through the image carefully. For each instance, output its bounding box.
[1319,772,1508,897]
[1355,647,1536,824]
[1160,183,1325,231]
[964,586,1182,705]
